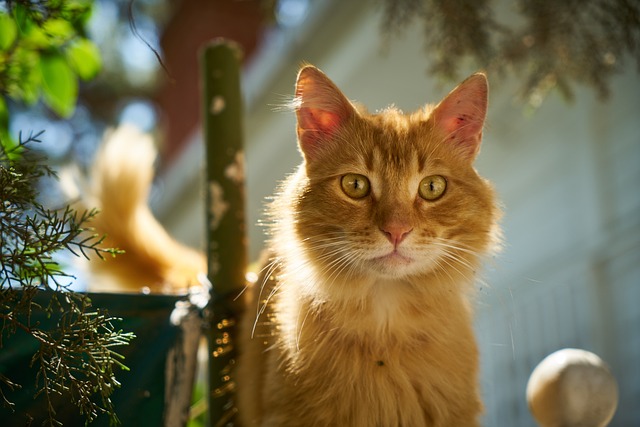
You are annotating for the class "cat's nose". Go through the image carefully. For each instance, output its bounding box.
[380,222,413,247]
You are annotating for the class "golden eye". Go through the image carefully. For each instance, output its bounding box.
[341,174,370,199]
[419,175,447,201]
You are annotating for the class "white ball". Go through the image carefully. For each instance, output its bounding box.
[526,348,619,427]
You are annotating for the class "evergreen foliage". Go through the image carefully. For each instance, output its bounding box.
[0,131,132,426]
[379,0,640,106]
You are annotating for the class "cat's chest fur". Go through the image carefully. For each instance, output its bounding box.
[255,277,481,427]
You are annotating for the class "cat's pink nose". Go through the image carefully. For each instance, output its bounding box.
[380,223,412,247]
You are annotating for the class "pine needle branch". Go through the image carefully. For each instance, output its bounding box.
[378,0,640,107]
[1,132,133,426]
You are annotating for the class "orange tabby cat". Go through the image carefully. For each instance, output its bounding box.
[236,65,501,426]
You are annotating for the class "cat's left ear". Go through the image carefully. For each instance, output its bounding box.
[294,65,355,160]
[431,73,488,160]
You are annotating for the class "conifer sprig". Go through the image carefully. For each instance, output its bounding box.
[1,131,132,426]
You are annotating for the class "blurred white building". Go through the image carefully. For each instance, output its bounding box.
[155,1,639,425]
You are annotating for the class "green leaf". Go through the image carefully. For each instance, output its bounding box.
[43,19,75,46]
[0,96,16,156]
[0,118,19,159]
[23,26,50,50]
[66,39,101,80]
[39,53,78,118]
[62,0,95,27]
[0,96,8,128]
[11,47,41,104]
[17,11,50,50]
[13,3,32,31]
[0,12,18,51]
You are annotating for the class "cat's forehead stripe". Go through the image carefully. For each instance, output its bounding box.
[363,117,433,172]
[367,145,423,199]
[370,140,421,173]
[364,145,375,171]
[416,149,427,172]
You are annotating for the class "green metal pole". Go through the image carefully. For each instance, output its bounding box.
[200,40,246,427]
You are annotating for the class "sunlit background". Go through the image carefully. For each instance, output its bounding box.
[9,0,639,425]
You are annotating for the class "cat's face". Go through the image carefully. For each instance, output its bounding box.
[284,66,498,286]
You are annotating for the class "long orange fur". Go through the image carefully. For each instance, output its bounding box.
[85,125,206,294]
[236,66,501,426]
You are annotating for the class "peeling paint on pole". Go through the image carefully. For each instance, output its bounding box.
[208,181,229,230]
[201,40,246,426]
[224,150,245,185]
[210,95,226,115]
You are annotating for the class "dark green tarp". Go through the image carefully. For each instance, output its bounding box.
[0,291,199,426]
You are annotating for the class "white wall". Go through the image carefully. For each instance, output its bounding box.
[157,2,640,425]
[475,66,640,426]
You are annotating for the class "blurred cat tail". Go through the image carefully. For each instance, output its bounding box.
[85,124,207,294]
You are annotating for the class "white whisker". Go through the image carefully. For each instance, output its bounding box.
[296,305,312,351]
[437,253,474,283]
[432,237,480,256]
[251,258,282,338]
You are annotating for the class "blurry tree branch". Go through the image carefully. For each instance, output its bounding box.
[379,0,640,106]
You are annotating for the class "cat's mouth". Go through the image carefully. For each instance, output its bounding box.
[372,251,413,267]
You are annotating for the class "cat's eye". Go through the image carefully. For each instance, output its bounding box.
[419,175,447,201]
[341,174,370,199]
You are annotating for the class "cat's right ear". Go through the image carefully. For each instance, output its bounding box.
[294,65,354,160]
